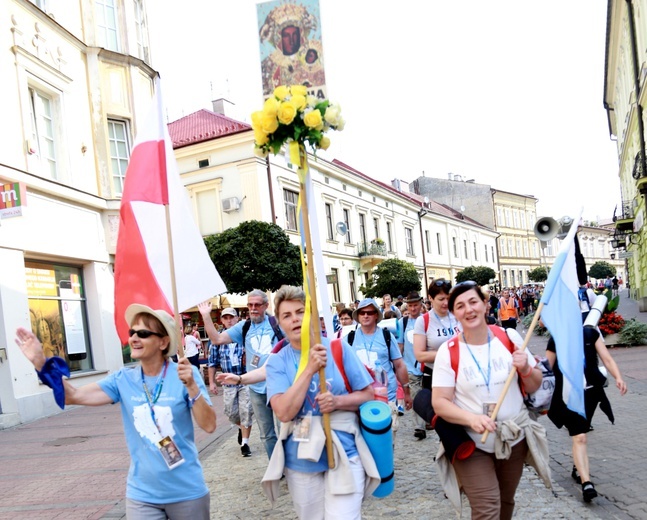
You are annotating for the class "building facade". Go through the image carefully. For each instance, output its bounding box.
[169,107,500,308]
[0,0,156,427]
[605,0,647,309]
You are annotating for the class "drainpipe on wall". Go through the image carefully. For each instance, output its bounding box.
[626,0,647,178]
[266,156,276,224]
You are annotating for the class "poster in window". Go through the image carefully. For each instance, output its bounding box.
[257,0,327,100]
[59,281,87,358]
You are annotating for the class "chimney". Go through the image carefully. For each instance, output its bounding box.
[211,98,234,116]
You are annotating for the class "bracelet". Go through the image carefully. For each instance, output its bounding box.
[188,392,203,408]
[519,365,534,378]
[238,375,243,385]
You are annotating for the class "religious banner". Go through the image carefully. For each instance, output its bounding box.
[257,0,327,100]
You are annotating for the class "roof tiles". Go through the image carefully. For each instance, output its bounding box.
[168,109,251,149]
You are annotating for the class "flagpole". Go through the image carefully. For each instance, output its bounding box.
[297,145,334,469]
[480,302,544,443]
[165,205,185,359]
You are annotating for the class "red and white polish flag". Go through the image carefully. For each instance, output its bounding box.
[114,77,226,344]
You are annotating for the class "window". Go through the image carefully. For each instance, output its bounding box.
[520,212,527,230]
[25,262,94,371]
[500,237,507,256]
[108,120,130,196]
[134,0,150,62]
[373,218,379,240]
[523,241,529,257]
[405,227,414,255]
[359,213,367,246]
[95,0,120,51]
[325,203,334,240]
[508,238,515,256]
[28,87,57,179]
[497,207,504,225]
[343,208,352,244]
[425,230,431,253]
[386,221,393,251]
[436,233,442,255]
[505,209,511,227]
[484,244,488,262]
[283,189,298,231]
[503,270,508,287]
[452,237,458,258]
[463,239,468,258]
[513,210,519,228]
[331,268,341,302]
[547,240,554,256]
[473,242,478,260]
[491,246,495,262]
[348,270,356,302]
[598,241,606,258]
[516,239,522,257]
[198,159,209,168]
[532,241,537,257]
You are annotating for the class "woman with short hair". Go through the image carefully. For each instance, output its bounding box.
[16,304,215,519]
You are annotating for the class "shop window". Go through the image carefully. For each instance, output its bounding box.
[25,262,93,371]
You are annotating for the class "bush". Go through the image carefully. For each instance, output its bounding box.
[522,312,551,338]
[619,318,647,346]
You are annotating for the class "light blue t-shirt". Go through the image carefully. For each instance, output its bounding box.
[98,362,211,504]
[266,337,373,473]
[350,328,402,401]
[227,315,281,394]
[398,316,423,376]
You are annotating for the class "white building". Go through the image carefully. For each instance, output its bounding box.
[169,105,500,307]
[0,0,156,427]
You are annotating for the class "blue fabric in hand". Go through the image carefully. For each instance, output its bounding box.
[36,357,70,409]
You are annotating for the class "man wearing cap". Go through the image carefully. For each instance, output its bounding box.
[207,308,254,457]
[397,291,427,439]
[199,290,283,459]
[349,298,412,436]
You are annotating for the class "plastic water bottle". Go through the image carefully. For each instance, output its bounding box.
[373,362,388,403]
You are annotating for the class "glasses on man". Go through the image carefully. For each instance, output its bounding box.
[129,329,164,339]
[247,302,267,308]
[358,310,377,316]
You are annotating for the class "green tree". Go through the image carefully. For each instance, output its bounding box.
[588,261,616,280]
[204,220,301,294]
[359,258,421,298]
[528,266,548,282]
[455,266,497,286]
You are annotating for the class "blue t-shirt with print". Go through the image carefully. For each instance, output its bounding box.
[265,337,373,473]
[398,317,423,376]
[350,328,402,401]
[227,314,281,394]
[97,362,212,504]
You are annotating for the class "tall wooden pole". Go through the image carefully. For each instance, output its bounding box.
[297,145,334,469]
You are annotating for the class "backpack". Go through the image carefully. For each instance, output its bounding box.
[446,325,554,415]
[241,315,284,347]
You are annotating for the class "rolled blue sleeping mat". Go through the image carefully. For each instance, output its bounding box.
[359,400,394,497]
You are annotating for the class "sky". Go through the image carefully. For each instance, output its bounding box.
[147,0,620,224]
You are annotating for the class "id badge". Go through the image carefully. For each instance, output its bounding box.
[251,354,260,368]
[292,411,313,442]
[158,435,185,470]
[483,402,496,418]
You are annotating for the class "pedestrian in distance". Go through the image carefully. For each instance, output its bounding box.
[498,288,519,330]
[261,286,380,519]
[184,324,202,370]
[209,307,254,457]
[432,281,550,520]
[16,304,216,519]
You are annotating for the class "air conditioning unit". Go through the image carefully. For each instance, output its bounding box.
[222,197,240,212]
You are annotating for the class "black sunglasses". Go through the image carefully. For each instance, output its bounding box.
[129,328,165,339]
[449,280,478,293]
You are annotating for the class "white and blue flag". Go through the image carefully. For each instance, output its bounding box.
[539,210,586,417]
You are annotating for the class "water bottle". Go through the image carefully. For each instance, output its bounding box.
[372,362,388,403]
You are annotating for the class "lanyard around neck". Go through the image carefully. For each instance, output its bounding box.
[141,360,169,428]
[463,332,491,393]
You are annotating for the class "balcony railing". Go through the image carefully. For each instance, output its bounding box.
[358,241,387,257]
[618,201,634,220]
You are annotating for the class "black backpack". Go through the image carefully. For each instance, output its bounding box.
[241,315,284,347]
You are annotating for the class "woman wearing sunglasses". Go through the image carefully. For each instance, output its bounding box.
[431,281,548,520]
[413,279,461,392]
[15,304,216,520]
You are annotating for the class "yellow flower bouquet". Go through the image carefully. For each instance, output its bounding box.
[252,85,344,158]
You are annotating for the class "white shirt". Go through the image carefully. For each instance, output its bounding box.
[412,311,461,368]
[432,334,536,453]
[184,334,201,358]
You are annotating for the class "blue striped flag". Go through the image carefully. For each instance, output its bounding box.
[539,211,585,417]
